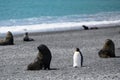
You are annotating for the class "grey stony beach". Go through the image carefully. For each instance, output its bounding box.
[0,27,120,80]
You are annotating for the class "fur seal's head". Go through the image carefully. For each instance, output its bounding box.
[37,44,50,53]
[104,39,113,46]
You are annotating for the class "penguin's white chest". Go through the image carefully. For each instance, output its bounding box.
[73,52,81,67]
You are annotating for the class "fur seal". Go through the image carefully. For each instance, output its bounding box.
[23,32,34,41]
[82,25,89,30]
[98,39,115,58]
[73,48,83,68]
[0,31,14,45]
[82,25,98,30]
[27,44,52,70]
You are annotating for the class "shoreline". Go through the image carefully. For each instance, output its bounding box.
[13,25,120,37]
[0,20,120,37]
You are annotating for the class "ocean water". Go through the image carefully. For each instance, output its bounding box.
[0,0,120,35]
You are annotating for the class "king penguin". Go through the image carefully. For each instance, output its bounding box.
[73,48,83,68]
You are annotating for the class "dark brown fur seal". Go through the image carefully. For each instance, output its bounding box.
[0,31,14,45]
[82,25,89,30]
[98,39,115,58]
[82,25,98,30]
[27,44,52,70]
[23,32,34,41]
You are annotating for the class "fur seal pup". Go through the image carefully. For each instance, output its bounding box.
[0,31,14,45]
[27,44,52,70]
[23,32,34,41]
[98,39,115,58]
[73,48,83,68]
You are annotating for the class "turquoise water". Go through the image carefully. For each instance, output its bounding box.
[0,0,120,34]
[0,0,120,20]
